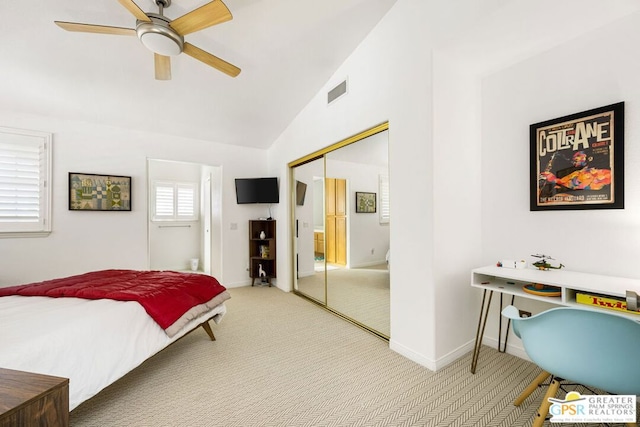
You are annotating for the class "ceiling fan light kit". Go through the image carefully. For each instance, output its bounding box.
[54,0,240,80]
[137,14,184,56]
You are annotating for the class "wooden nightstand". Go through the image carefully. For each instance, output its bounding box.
[0,368,69,427]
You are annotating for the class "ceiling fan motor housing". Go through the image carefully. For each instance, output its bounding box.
[136,13,183,56]
[54,0,240,79]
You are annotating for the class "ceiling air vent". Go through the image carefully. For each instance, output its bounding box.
[327,79,348,105]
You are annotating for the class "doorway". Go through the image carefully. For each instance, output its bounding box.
[147,159,222,278]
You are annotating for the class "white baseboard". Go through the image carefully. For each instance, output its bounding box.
[298,270,316,278]
[229,280,284,290]
[350,260,388,269]
[224,280,253,288]
[389,337,532,373]
[433,340,476,370]
[481,336,531,362]
[389,339,437,371]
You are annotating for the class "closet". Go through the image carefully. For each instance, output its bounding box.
[290,123,390,339]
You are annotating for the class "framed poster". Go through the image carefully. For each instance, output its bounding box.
[530,102,624,211]
[355,192,376,213]
[69,172,132,211]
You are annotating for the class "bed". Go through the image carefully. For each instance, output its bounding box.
[0,269,230,410]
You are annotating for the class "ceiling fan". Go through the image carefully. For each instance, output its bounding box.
[54,0,241,80]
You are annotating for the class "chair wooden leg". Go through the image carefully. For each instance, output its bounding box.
[514,370,550,406]
[532,377,560,427]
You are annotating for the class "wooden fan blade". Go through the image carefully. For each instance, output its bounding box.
[154,54,172,80]
[170,0,232,36]
[55,21,136,36]
[117,0,151,22]
[183,42,240,77]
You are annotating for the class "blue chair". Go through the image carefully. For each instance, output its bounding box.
[502,305,640,427]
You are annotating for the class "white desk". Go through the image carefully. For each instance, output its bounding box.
[470,265,640,373]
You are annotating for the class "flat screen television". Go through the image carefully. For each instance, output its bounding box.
[296,180,307,206]
[235,177,279,204]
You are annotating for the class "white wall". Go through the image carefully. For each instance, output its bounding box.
[431,54,484,363]
[0,110,271,288]
[478,11,640,354]
[312,179,324,230]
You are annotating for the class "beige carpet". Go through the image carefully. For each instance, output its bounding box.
[297,264,390,337]
[69,286,634,426]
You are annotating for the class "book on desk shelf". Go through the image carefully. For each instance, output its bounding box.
[576,292,640,315]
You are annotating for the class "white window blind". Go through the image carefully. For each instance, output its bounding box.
[154,184,175,218]
[176,184,195,218]
[379,174,390,224]
[0,127,52,236]
[152,181,198,221]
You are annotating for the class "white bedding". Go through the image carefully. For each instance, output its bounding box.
[0,295,226,410]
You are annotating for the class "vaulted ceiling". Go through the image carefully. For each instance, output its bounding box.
[0,0,397,149]
[4,1,640,151]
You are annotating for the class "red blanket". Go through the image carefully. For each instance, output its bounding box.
[0,270,228,333]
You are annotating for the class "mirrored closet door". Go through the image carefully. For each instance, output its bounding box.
[293,157,326,305]
[290,123,390,339]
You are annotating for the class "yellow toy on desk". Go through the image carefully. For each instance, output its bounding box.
[522,282,561,297]
[576,292,640,315]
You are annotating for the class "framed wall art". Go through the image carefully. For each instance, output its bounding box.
[355,191,376,213]
[530,102,624,211]
[69,172,132,211]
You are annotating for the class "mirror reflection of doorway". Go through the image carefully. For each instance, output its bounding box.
[293,158,326,305]
[325,177,347,266]
[291,123,390,339]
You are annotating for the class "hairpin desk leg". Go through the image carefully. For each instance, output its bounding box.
[498,293,515,353]
[470,289,493,374]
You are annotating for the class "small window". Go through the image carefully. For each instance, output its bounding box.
[152,181,198,221]
[0,127,52,237]
[379,174,390,224]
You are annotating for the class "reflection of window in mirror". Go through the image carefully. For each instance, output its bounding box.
[379,174,389,224]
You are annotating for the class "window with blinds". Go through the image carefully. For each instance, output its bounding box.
[379,174,390,224]
[152,181,198,221]
[0,127,52,236]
